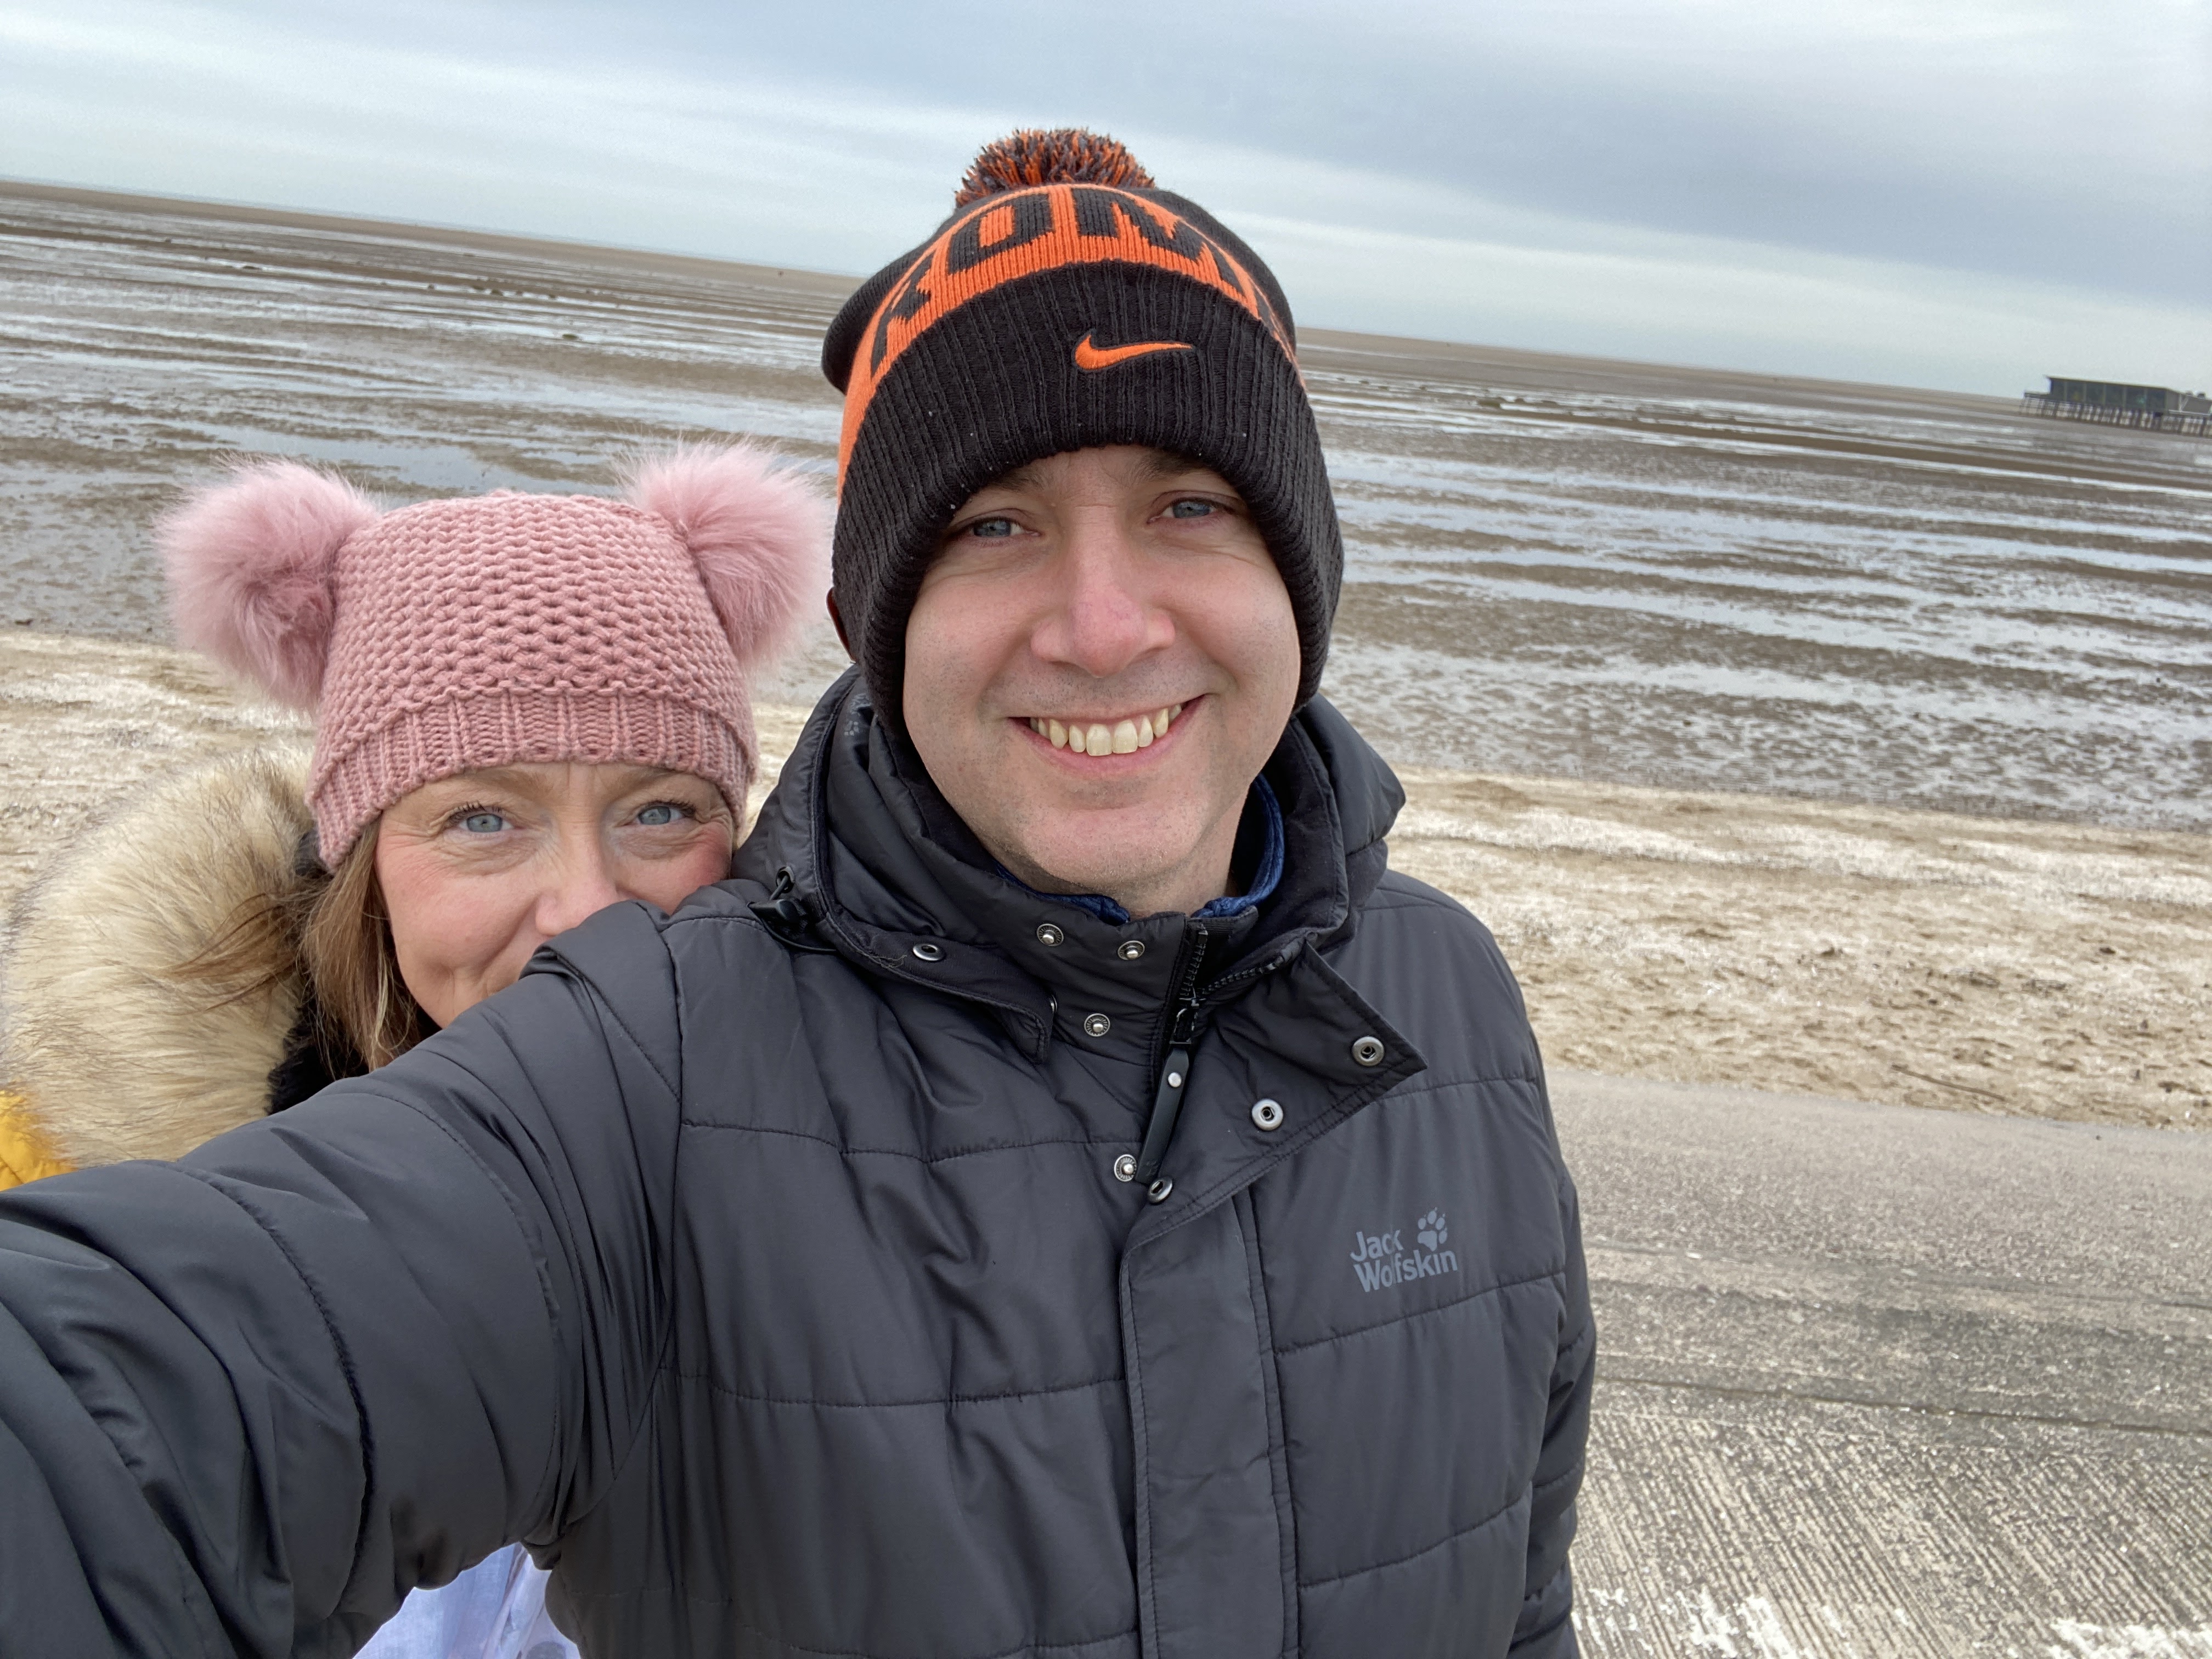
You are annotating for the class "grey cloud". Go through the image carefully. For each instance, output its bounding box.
[581,0,2212,303]
[201,0,2211,304]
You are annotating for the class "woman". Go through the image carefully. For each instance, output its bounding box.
[0,443,827,1655]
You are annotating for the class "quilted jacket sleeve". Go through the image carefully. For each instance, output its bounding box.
[1512,1167,1595,1655]
[0,902,682,1658]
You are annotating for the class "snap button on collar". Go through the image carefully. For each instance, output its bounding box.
[1351,1035,1386,1067]
[1082,1013,1112,1038]
[1146,1177,1173,1204]
[1116,939,1146,960]
[1113,1153,1138,1182]
[1251,1098,1284,1130]
[910,941,943,962]
[1036,922,1064,947]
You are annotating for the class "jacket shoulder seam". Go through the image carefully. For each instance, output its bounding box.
[1362,878,1474,912]
[1374,1070,1544,1104]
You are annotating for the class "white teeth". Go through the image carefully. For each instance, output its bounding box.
[1033,703,1186,758]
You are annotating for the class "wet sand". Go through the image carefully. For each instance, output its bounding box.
[5,629,2204,1131]
[5,179,2208,830]
[3,180,2207,1131]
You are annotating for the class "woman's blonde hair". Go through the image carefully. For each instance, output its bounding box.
[179,819,430,1076]
[297,821,433,1070]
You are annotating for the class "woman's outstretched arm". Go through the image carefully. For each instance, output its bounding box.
[0,902,681,1658]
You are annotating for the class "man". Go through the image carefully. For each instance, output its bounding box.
[0,131,1591,1657]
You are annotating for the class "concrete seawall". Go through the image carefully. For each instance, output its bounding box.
[1558,1069,2212,1656]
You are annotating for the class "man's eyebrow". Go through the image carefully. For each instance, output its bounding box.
[1136,449,1216,482]
[986,462,1043,494]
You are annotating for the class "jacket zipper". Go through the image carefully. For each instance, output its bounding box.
[1132,924,1208,1188]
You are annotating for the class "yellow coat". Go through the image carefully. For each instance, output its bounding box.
[0,1086,70,1188]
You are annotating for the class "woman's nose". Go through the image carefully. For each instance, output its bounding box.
[534,847,625,939]
[1031,524,1173,676]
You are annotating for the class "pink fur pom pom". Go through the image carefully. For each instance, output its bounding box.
[159,459,380,708]
[625,443,832,671]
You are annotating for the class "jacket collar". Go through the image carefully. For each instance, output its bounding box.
[736,672,1407,1060]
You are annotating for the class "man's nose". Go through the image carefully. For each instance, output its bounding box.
[534,844,625,939]
[1030,520,1174,676]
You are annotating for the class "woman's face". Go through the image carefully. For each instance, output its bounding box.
[374,763,736,1027]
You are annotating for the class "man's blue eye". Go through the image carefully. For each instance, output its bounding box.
[1167,499,1215,518]
[969,517,1015,538]
[459,811,506,834]
[636,803,682,826]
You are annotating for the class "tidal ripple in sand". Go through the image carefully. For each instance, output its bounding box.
[2,183,2208,830]
[1307,349,2212,830]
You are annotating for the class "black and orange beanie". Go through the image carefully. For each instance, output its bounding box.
[822,129,1342,728]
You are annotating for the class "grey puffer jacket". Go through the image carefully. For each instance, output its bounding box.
[0,675,1591,1658]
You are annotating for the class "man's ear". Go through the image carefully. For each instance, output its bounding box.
[826,590,854,658]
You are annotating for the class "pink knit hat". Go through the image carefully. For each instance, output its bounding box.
[159,444,830,864]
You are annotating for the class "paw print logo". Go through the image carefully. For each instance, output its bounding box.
[1417,1210,1448,1250]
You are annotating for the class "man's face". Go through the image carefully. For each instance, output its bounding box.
[902,445,1300,918]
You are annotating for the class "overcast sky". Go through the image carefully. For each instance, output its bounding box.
[3,0,2208,394]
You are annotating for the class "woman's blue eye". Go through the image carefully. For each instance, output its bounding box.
[459,811,506,834]
[635,803,685,826]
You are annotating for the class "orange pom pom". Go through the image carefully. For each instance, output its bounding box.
[953,129,1156,208]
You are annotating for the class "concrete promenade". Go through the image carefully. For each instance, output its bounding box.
[2,637,2206,1652]
[1554,1070,2212,1657]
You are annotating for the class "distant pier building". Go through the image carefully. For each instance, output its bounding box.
[2022,377,2211,437]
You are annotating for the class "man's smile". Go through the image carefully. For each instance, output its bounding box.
[1020,701,1188,757]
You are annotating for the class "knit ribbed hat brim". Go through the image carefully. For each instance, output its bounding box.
[312,690,752,865]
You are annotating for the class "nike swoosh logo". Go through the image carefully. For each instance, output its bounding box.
[1073,333,1195,371]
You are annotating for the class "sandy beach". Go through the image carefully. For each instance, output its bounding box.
[3,179,2208,1132]
[7,628,2204,1131]
[6,179,2208,827]
[4,179,2210,1658]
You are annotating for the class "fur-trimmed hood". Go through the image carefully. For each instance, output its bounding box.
[0,746,313,1166]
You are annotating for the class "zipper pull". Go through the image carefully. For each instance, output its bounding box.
[1133,927,1209,1191]
[1132,1039,1192,1192]
[748,866,813,936]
